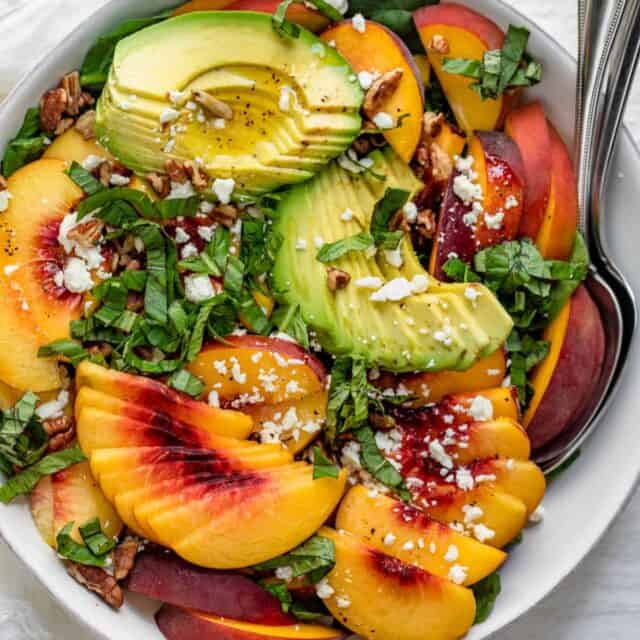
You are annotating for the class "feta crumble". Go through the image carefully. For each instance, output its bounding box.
[373,112,394,130]
[212,178,235,204]
[448,564,468,585]
[207,390,220,408]
[351,13,366,33]
[63,257,93,293]
[184,275,216,303]
[159,108,180,124]
[403,201,418,223]
[36,390,70,420]
[468,395,494,421]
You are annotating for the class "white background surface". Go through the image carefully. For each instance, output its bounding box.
[0,0,639,638]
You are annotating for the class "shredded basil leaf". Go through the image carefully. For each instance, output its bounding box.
[312,447,340,480]
[155,196,200,219]
[167,369,205,398]
[370,187,410,250]
[66,161,105,195]
[79,517,117,556]
[38,339,91,366]
[56,520,112,567]
[139,224,169,324]
[316,232,374,263]
[1,107,48,177]
[77,188,157,221]
[0,445,86,504]
[253,535,336,584]
[271,304,309,350]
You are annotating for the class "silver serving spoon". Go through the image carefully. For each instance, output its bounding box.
[535,0,639,471]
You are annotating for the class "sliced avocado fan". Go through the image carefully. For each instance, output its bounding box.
[95,11,363,195]
[272,147,513,373]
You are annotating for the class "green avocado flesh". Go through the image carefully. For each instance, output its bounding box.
[95,11,363,194]
[272,147,513,372]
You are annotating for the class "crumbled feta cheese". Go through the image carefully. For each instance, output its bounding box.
[453,173,482,204]
[455,155,474,173]
[444,545,459,562]
[505,195,519,209]
[3,264,18,276]
[383,533,397,546]
[373,112,394,130]
[295,238,307,251]
[484,211,504,230]
[213,178,235,204]
[109,173,131,186]
[63,257,93,293]
[184,275,216,303]
[197,226,216,242]
[231,362,247,384]
[207,390,220,408]
[324,0,348,14]
[340,208,354,221]
[181,243,199,259]
[375,428,403,455]
[315,578,335,599]
[384,248,403,268]
[167,181,196,199]
[448,564,468,585]
[275,566,293,582]
[314,236,324,249]
[341,441,362,470]
[403,201,418,223]
[163,139,176,154]
[36,390,69,420]
[355,276,382,290]
[168,90,187,105]
[351,12,366,33]
[455,467,475,491]
[429,440,453,469]
[464,286,481,304]
[468,395,493,421]
[159,108,180,124]
[357,70,378,90]
[462,504,484,524]
[487,368,501,376]
[528,505,545,524]
[402,540,415,551]
[81,155,105,171]
[370,277,413,302]
[278,86,293,112]
[473,524,495,542]
[212,118,226,129]
[336,596,351,609]
[411,274,429,294]
[174,227,190,244]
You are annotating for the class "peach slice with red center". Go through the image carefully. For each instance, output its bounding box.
[336,485,506,585]
[504,101,552,239]
[429,132,525,280]
[30,461,122,547]
[173,0,331,33]
[320,20,425,162]
[523,285,605,449]
[156,606,345,640]
[414,3,508,134]
[376,348,507,406]
[186,336,327,452]
[318,527,476,640]
[0,159,85,391]
[535,122,579,260]
[127,549,296,626]
[75,361,253,440]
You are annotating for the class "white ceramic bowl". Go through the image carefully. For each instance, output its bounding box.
[1,1,639,638]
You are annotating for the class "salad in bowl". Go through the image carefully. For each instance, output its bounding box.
[0,1,603,639]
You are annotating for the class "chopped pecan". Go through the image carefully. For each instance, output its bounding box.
[192,90,233,120]
[428,34,450,54]
[43,416,72,436]
[430,142,453,182]
[184,160,209,190]
[164,159,189,184]
[61,71,82,116]
[146,172,171,198]
[126,292,144,312]
[423,111,444,140]
[40,88,68,133]
[415,209,437,240]
[210,204,240,227]
[326,267,351,291]
[74,110,96,140]
[47,427,76,453]
[54,117,74,136]
[363,68,404,119]
[79,91,96,109]
[65,561,124,609]
[113,538,140,581]
[88,343,113,358]
[66,219,104,247]
[415,142,430,167]
[98,161,112,187]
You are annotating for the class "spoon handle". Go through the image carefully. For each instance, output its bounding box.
[576,0,640,247]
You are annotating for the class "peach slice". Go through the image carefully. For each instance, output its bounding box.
[469,131,525,247]
[156,606,345,640]
[504,102,552,239]
[413,53,431,85]
[43,128,112,165]
[76,406,253,456]
[150,466,346,568]
[127,550,296,626]
[30,461,122,547]
[433,120,466,161]
[336,486,506,585]
[523,286,605,449]
[376,348,507,406]
[320,20,424,162]
[319,527,476,640]
[414,3,507,134]
[0,159,85,391]
[535,122,579,260]
[0,380,22,410]
[76,361,252,440]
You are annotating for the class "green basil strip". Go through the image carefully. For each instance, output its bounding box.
[38,339,91,367]
[155,196,200,219]
[79,517,117,556]
[316,232,374,263]
[56,522,107,567]
[312,447,339,480]
[167,369,205,398]
[77,188,157,221]
[139,225,169,324]
[66,161,105,195]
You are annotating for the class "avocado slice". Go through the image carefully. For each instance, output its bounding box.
[95,11,363,194]
[272,148,513,372]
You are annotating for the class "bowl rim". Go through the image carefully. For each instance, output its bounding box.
[1,1,639,639]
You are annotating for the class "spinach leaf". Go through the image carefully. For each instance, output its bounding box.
[0,445,86,504]
[472,572,501,624]
[312,447,340,480]
[1,107,48,177]
[79,10,173,89]
[253,535,336,584]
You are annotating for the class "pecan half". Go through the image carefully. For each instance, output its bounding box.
[415,209,436,240]
[192,90,233,120]
[98,161,112,187]
[146,172,171,198]
[74,110,96,140]
[66,219,104,247]
[61,71,82,117]
[43,416,72,436]
[423,111,444,140]
[184,160,209,190]
[113,538,140,581]
[430,143,453,182]
[79,91,96,110]
[40,88,68,133]
[47,428,76,453]
[210,204,239,227]
[65,561,124,609]
[363,68,403,119]
[164,159,189,184]
[326,267,351,291]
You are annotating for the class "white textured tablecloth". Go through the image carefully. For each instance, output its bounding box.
[1,1,639,638]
